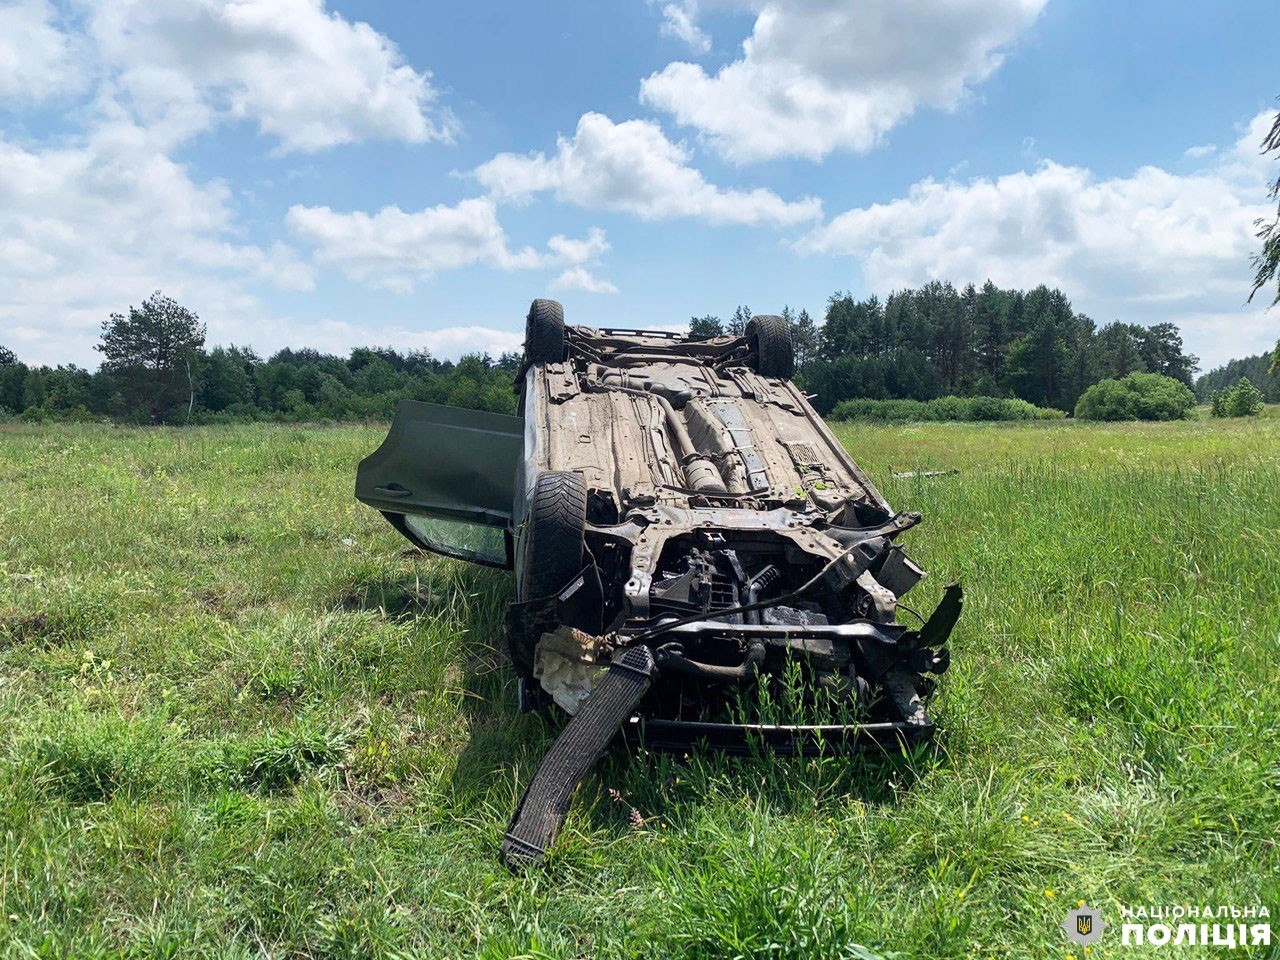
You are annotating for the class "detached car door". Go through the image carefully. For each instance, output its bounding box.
[355,400,523,569]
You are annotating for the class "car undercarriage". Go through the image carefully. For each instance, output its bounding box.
[356,300,961,868]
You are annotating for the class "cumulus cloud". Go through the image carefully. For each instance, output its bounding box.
[474,112,821,225]
[640,0,1046,163]
[0,120,315,365]
[545,229,611,264]
[658,1,711,53]
[286,199,612,292]
[242,317,526,361]
[800,112,1278,367]
[0,0,85,102]
[83,0,456,152]
[0,0,466,365]
[408,325,525,358]
[552,266,619,294]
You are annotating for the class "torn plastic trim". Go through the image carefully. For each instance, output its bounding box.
[501,644,657,870]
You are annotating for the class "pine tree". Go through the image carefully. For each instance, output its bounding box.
[793,309,819,370]
[689,315,725,340]
[96,291,206,423]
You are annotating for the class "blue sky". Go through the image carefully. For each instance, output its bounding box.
[1,0,1276,370]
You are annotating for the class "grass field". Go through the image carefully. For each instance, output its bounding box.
[0,417,1277,959]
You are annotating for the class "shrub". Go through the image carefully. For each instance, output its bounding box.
[829,395,1064,423]
[1074,373,1195,421]
[1210,377,1264,418]
[969,396,1011,421]
[928,395,969,421]
[829,399,928,422]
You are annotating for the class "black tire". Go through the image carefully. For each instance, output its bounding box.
[525,298,566,364]
[510,471,586,675]
[746,314,795,380]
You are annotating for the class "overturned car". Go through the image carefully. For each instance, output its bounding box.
[356,299,960,867]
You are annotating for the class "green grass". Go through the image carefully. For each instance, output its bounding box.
[0,418,1277,958]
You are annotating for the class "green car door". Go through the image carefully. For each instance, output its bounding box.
[355,400,523,568]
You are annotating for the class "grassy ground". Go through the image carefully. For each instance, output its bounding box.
[0,417,1276,959]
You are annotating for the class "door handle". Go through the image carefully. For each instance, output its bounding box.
[375,484,412,498]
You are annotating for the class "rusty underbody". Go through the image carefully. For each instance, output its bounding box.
[512,324,958,742]
[357,303,961,867]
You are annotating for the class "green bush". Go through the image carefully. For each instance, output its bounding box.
[830,399,927,422]
[1210,377,1264,418]
[969,396,1022,421]
[1074,373,1195,421]
[924,395,964,421]
[829,395,1064,423]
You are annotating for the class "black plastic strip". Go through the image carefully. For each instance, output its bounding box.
[499,645,657,870]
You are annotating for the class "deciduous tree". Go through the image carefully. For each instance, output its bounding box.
[1249,104,1280,307]
[689,315,724,340]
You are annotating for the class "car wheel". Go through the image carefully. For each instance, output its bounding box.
[510,470,586,675]
[524,298,566,364]
[746,314,795,379]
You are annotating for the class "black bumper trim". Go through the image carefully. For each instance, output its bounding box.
[625,716,933,756]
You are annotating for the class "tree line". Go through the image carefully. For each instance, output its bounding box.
[695,282,1201,414]
[0,292,522,423]
[0,284,1272,425]
[1194,352,1280,404]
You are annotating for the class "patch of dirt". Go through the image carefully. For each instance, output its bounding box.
[194,589,236,619]
[0,611,66,646]
[333,781,413,826]
[336,581,440,618]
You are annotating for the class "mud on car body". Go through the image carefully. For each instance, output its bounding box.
[356,299,960,867]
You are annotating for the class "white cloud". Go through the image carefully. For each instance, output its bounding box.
[300,319,526,360]
[285,198,611,292]
[546,228,611,264]
[474,112,821,225]
[0,0,84,102]
[640,0,1046,163]
[1184,143,1217,159]
[0,120,315,366]
[84,0,457,152]
[800,112,1279,367]
[0,0,465,366]
[658,1,711,53]
[409,325,525,358]
[224,317,525,360]
[552,266,619,294]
